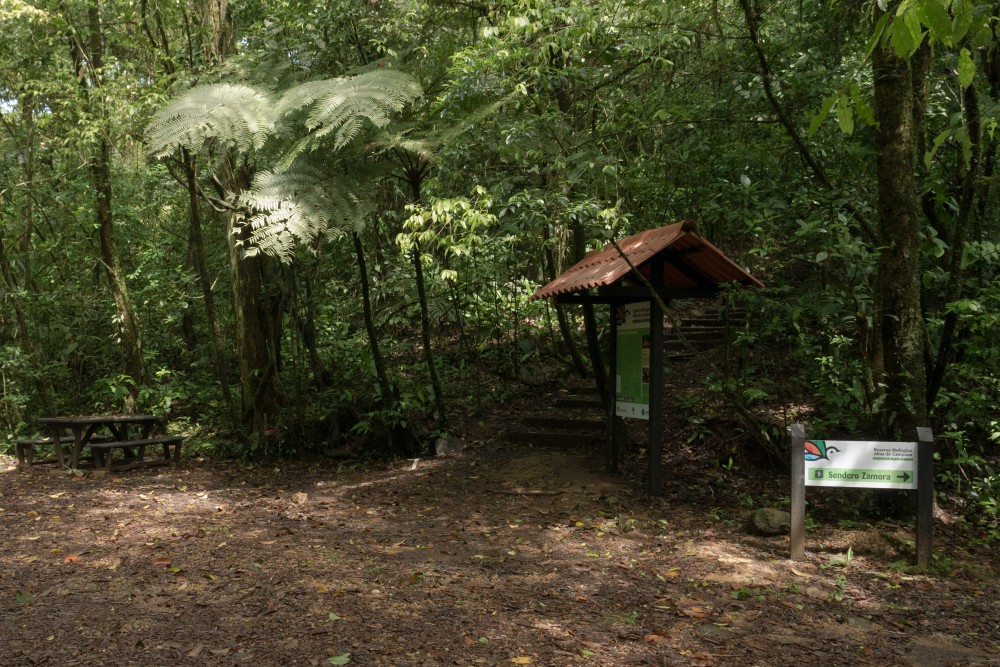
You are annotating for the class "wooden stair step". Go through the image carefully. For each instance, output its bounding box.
[505,430,602,448]
[681,312,747,324]
[665,329,731,341]
[553,398,604,409]
[521,416,605,430]
[664,339,725,351]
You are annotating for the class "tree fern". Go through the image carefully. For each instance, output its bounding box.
[147,68,422,261]
[239,162,370,262]
[277,70,423,151]
[145,83,277,158]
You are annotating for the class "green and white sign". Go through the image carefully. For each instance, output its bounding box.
[615,302,651,420]
[804,440,917,490]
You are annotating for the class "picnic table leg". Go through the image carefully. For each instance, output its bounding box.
[70,425,88,469]
[46,425,67,467]
[107,423,140,462]
[43,427,57,466]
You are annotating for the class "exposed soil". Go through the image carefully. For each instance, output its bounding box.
[2,385,999,667]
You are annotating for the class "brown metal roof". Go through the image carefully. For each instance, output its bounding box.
[529,220,764,301]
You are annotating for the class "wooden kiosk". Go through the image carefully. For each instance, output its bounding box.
[529,221,763,495]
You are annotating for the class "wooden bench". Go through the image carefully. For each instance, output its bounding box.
[11,435,112,466]
[88,436,184,472]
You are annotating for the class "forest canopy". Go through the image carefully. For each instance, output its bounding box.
[1,0,998,529]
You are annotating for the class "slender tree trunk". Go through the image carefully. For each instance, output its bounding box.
[872,6,928,438]
[569,216,609,406]
[182,150,237,419]
[86,0,144,407]
[926,55,981,407]
[353,232,394,407]
[405,166,448,432]
[411,246,449,431]
[543,243,588,377]
[291,261,328,389]
[0,93,53,417]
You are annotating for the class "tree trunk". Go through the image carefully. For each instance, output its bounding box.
[411,246,449,431]
[926,52,981,407]
[353,232,394,406]
[86,0,144,408]
[871,6,928,438]
[226,203,282,447]
[0,92,54,417]
[182,150,237,420]
[569,217,609,407]
[290,261,328,389]
[405,165,448,433]
[543,242,588,377]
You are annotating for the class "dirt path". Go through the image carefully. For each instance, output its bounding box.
[2,438,998,666]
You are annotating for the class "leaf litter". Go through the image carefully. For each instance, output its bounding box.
[1,392,999,666]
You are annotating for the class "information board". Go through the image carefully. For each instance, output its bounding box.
[804,440,918,490]
[615,302,650,420]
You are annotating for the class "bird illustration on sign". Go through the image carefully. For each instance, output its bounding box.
[804,440,839,461]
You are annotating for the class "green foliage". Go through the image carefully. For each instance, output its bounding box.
[0,0,997,508]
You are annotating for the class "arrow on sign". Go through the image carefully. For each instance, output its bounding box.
[897,471,911,482]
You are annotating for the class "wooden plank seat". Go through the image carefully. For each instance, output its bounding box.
[11,434,113,465]
[88,436,184,472]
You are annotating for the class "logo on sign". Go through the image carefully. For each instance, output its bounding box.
[804,440,840,462]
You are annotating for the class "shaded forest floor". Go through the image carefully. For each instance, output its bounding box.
[2,384,1000,666]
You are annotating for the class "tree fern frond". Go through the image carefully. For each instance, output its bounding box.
[145,83,277,158]
[239,163,371,262]
[371,100,506,163]
[277,70,422,150]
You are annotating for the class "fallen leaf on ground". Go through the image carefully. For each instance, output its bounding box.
[690,651,715,666]
[680,606,708,619]
[511,657,532,665]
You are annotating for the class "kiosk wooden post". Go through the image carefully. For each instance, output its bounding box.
[648,261,665,495]
[608,305,619,473]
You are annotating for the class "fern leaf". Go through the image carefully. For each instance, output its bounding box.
[146,83,277,158]
[239,162,371,262]
[277,70,422,150]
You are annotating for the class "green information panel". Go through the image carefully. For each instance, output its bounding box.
[615,302,650,420]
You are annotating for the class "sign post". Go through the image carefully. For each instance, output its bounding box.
[790,425,934,566]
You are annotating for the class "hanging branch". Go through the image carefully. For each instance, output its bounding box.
[738,0,876,245]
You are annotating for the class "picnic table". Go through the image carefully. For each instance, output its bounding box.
[33,414,183,471]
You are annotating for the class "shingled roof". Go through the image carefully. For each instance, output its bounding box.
[529,220,763,301]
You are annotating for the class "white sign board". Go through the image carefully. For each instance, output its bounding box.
[803,440,918,490]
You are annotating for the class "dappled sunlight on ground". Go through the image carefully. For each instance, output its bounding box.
[1,442,998,666]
